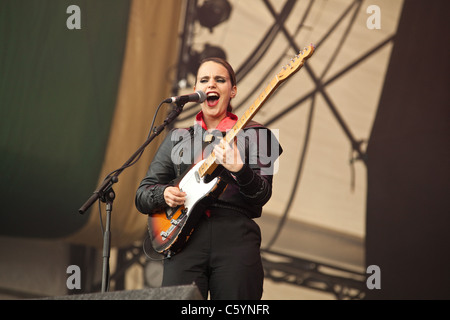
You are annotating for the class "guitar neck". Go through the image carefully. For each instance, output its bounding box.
[195,43,315,178]
[198,75,281,177]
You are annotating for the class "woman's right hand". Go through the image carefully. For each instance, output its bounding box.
[164,186,186,207]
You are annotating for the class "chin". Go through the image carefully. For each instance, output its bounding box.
[210,111,227,119]
[205,106,223,115]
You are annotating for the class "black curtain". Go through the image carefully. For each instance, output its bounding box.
[366,0,450,299]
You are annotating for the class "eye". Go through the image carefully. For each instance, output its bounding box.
[199,79,208,83]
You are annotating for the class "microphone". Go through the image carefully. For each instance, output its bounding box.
[164,90,206,104]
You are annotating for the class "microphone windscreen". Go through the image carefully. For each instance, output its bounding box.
[197,90,206,103]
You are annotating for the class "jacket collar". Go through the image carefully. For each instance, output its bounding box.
[195,111,238,131]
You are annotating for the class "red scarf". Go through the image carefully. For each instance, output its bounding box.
[195,111,238,131]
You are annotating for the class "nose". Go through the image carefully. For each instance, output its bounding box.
[207,78,216,88]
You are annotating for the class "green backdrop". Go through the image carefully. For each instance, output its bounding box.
[0,0,131,238]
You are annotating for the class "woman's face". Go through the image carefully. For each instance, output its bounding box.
[194,61,237,122]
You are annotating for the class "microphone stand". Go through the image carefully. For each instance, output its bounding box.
[78,100,186,293]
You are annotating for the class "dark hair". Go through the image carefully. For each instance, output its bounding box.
[196,57,236,112]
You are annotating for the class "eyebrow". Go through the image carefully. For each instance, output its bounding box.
[199,75,228,80]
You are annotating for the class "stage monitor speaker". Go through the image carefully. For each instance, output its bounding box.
[39,284,203,300]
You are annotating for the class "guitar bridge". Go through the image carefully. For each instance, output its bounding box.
[160,211,187,241]
[160,231,170,241]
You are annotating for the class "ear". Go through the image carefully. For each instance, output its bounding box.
[231,85,237,98]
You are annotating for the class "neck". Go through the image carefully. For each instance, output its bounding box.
[203,114,226,130]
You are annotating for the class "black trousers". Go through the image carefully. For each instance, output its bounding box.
[161,208,264,300]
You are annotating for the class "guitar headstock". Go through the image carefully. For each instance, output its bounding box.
[277,44,315,81]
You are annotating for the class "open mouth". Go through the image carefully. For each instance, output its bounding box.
[206,92,220,107]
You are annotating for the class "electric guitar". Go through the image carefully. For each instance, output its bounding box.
[148,44,316,255]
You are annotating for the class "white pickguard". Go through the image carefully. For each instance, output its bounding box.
[178,159,219,216]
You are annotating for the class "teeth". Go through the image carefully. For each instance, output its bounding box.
[207,92,219,97]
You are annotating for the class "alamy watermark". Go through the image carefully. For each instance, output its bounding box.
[169,128,281,175]
[66,4,381,31]
[66,5,81,30]
[366,264,381,290]
[66,265,81,290]
[66,263,381,290]
[366,5,381,30]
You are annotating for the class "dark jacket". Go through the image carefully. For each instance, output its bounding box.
[135,121,282,219]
